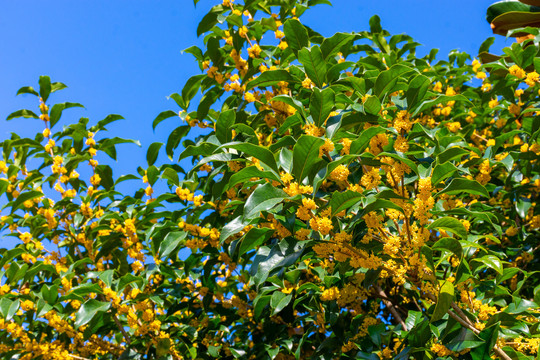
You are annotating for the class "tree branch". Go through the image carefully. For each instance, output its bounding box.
[375,285,407,331]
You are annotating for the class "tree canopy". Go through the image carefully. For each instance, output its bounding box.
[0,0,539,359]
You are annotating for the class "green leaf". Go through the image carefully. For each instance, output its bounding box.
[243,183,287,219]
[41,284,59,304]
[216,109,236,144]
[0,298,19,321]
[51,82,68,93]
[271,292,292,315]
[320,33,355,60]
[412,95,473,117]
[516,197,532,219]
[329,190,364,217]
[6,109,39,121]
[49,102,84,128]
[470,323,500,360]
[197,86,223,120]
[310,87,335,127]
[374,64,412,98]
[197,5,224,36]
[445,327,484,352]
[74,299,111,329]
[350,127,385,154]
[479,37,495,55]
[491,10,540,36]
[437,147,469,164]
[432,237,463,258]
[487,1,534,23]
[181,74,205,105]
[159,231,187,259]
[363,95,382,115]
[405,311,424,331]
[431,280,454,322]
[471,255,504,275]
[298,45,326,88]
[166,125,190,159]
[431,162,459,186]
[95,114,124,130]
[220,216,254,243]
[238,228,274,256]
[179,142,218,161]
[428,217,467,239]
[292,135,325,182]
[153,110,178,130]
[271,95,305,117]
[437,178,490,198]
[161,167,179,186]
[369,14,383,33]
[378,152,419,175]
[221,142,279,174]
[226,166,280,190]
[11,190,43,212]
[283,19,308,53]
[246,70,296,91]
[406,74,430,110]
[16,86,39,97]
[146,142,163,166]
[362,199,404,215]
[69,283,103,297]
[253,295,271,319]
[39,75,52,102]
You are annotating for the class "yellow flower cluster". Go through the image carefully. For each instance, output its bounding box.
[361,167,380,190]
[284,182,313,197]
[309,216,333,235]
[476,159,491,185]
[303,124,325,137]
[296,198,317,221]
[393,110,413,134]
[340,138,352,155]
[413,177,434,225]
[509,65,526,79]
[369,133,388,155]
[320,286,339,301]
[329,164,349,182]
[319,138,334,157]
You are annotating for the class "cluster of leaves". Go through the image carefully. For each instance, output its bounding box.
[487,0,540,37]
[1,0,540,359]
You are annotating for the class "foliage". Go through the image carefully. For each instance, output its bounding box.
[1,0,540,359]
[487,0,540,37]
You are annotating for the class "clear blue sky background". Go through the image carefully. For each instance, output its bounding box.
[1,0,509,182]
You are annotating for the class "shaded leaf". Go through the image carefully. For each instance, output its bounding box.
[431,281,454,322]
[243,183,287,219]
[428,217,468,239]
[298,45,326,88]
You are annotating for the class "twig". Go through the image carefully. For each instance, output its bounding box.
[112,314,132,345]
[69,355,91,360]
[375,285,407,331]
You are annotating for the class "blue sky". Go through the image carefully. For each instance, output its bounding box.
[1,0,510,180]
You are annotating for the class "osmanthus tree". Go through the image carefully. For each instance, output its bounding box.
[0,0,539,359]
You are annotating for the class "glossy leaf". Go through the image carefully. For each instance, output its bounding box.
[246,70,296,90]
[74,300,111,329]
[431,281,454,322]
[243,183,288,219]
[292,135,325,182]
[310,87,335,127]
[437,178,490,198]
[298,45,327,88]
[428,217,468,239]
[283,19,309,53]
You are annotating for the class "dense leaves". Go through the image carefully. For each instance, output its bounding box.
[1,0,540,359]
